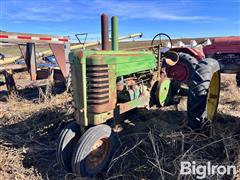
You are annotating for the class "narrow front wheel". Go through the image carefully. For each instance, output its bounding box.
[71,124,119,177]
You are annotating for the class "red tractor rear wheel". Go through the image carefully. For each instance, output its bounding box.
[165,52,198,82]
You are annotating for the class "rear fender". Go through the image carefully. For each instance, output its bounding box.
[171,47,204,61]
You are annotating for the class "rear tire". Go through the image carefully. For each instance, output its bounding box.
[187,58,220,129]
[71,124,119,177]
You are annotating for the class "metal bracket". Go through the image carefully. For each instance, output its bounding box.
[25,43,37,81]
[18,44,27,59]
[75,33,88,45]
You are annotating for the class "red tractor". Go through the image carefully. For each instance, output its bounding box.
[152,34,240,129]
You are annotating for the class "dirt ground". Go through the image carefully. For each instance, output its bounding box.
[0,71,240,179]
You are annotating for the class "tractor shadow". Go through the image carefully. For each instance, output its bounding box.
[122,107,240,135]
[0,105,239,179]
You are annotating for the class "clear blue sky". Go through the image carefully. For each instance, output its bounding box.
[1,0,239,41]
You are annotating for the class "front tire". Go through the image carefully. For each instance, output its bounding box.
[71,124,119,177]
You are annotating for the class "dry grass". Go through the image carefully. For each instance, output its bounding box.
[103,74,240,180]
[0,92,74,179]
[106,115,240,179]
[0,69,239,179]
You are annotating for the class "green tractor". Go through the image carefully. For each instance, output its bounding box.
[56,15,220,177]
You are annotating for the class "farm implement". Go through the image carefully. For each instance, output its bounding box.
[56,14,240,177]
[0,30,142,95]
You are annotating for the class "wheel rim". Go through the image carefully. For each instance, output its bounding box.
[156,78,171,106]
[207,71,220,121]
[86,137,112,172]
[166,63,190,81]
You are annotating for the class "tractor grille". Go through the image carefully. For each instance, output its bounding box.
[86,64,109,105]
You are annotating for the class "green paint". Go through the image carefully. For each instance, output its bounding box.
[111,16,118,51]
[69,49,157,126]
[69,50,93,126]
[158,79,171,106]
[86,51,156,77]
[95,50,151,55]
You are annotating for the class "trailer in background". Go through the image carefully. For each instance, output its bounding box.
[0,32,70,94]
[0,31,143,95]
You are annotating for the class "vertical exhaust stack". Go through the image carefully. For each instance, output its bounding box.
[101,13,109,50]
[111,16,119,51]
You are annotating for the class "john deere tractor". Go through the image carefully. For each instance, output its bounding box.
[56,15,221,177]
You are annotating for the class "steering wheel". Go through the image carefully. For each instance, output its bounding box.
[151,33,173,55]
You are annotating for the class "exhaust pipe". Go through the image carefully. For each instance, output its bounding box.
[101,13,109,50]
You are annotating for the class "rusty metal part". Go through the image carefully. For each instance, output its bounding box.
[117,77,137,91]
[25,43,37,81]
[86,138,111,171]
[87,64,116,114]
[49,43,67,78]
[157,45,162,78]
[36,68,65,82]
[87,88,150,125]
[101,14,109,50]
[18,44,27,60]
[126,79,137,88]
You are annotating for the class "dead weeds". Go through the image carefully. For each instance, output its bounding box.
[0,75,239,180]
